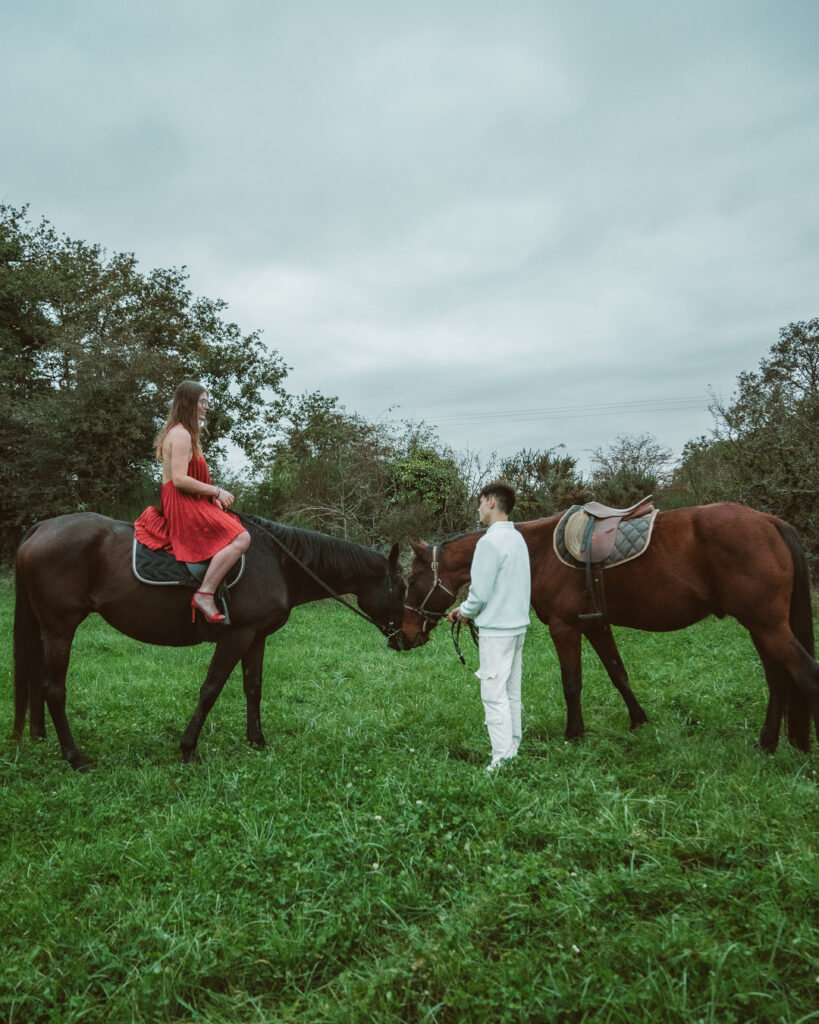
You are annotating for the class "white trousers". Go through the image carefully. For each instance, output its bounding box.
[475,633,526,761]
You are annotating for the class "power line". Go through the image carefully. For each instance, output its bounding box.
[427,395,712,426]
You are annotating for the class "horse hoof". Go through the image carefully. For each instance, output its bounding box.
[62,746,89,771]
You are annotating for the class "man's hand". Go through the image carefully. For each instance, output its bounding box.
[446,606,464,623]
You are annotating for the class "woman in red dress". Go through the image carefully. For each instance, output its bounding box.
[135,381,251,624]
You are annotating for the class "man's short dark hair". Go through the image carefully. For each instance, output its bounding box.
[479,481,517,514]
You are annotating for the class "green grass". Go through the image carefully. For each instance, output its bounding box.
[1,575,818,1023]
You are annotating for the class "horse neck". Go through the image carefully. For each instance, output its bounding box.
[515,516,557,566]
[284,538,386,606]
[440,533,481,585]
[441,518,556,580]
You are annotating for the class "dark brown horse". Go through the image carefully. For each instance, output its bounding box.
[392,503,818,752]
[14,512,405,769]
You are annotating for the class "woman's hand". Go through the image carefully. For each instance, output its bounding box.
[214,488,235,509]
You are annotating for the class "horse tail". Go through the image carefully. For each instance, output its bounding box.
[13,530,46,741]
[775,520,815,748]
[776,520,816,657]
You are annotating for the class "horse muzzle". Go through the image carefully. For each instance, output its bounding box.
[389,629,429,651]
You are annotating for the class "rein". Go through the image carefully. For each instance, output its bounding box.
[238,513,401,639]
[451,617,479,665]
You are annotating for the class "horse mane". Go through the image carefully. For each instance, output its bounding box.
[238,513,387,579]
[435,516,556,552]
[438,527,485,550]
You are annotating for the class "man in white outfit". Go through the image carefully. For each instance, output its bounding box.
[447,481,531,772]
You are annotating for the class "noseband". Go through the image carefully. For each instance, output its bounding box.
[405,546,456,634]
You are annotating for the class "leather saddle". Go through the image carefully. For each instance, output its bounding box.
[564,496,655,564]
[554,496,657,622]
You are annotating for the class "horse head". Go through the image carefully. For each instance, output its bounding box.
[389,538,461,650]
[356,543,406,644]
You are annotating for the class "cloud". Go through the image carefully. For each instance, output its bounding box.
[2,0,817,474]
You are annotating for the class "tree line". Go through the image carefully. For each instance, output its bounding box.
[2,204,817,573]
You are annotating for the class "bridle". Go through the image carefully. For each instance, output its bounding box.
[404,545,456,635]
[404,545,479,663]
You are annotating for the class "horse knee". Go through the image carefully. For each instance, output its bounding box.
[42,681,66,710]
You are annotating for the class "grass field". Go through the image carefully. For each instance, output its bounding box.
[1,575,818,1024]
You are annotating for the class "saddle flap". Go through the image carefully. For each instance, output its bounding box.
[564,510,621,563]
[588,519,620,562]
[562,509,589,562]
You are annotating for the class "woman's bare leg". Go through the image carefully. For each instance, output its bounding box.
[193,532,251,618]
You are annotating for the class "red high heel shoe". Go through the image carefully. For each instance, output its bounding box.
[191,590,227,624]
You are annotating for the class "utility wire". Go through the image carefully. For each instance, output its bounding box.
[427,395,711,426]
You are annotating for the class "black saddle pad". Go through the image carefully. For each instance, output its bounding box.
[132,538,245,588]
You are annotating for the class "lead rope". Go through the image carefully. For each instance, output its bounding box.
[451,617,479,665]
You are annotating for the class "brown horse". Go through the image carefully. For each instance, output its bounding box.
[392,503,818,752]
[14,512,405,769]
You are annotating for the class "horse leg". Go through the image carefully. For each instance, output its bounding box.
[179,632,255,763]
[241,634,267,749]
[750,628,819,753]
[786,651,819,751]
[583,622,648,729]
[749,640,787,753]
[28,678,46,741]
[548,621,586,740]
[41,629,88,771]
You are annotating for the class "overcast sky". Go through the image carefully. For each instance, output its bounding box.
[4,0,817,473]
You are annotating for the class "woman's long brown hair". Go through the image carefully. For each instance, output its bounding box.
[154,380,207,459]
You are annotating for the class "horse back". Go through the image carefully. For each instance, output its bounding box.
[521,504,800,632]
[681,502,796,571]
[17,511,131,565]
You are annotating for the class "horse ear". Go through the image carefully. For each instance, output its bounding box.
[388,542,400,569]
[409,539,428,556]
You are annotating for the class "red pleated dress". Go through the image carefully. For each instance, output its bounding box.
[135,455,245,562]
